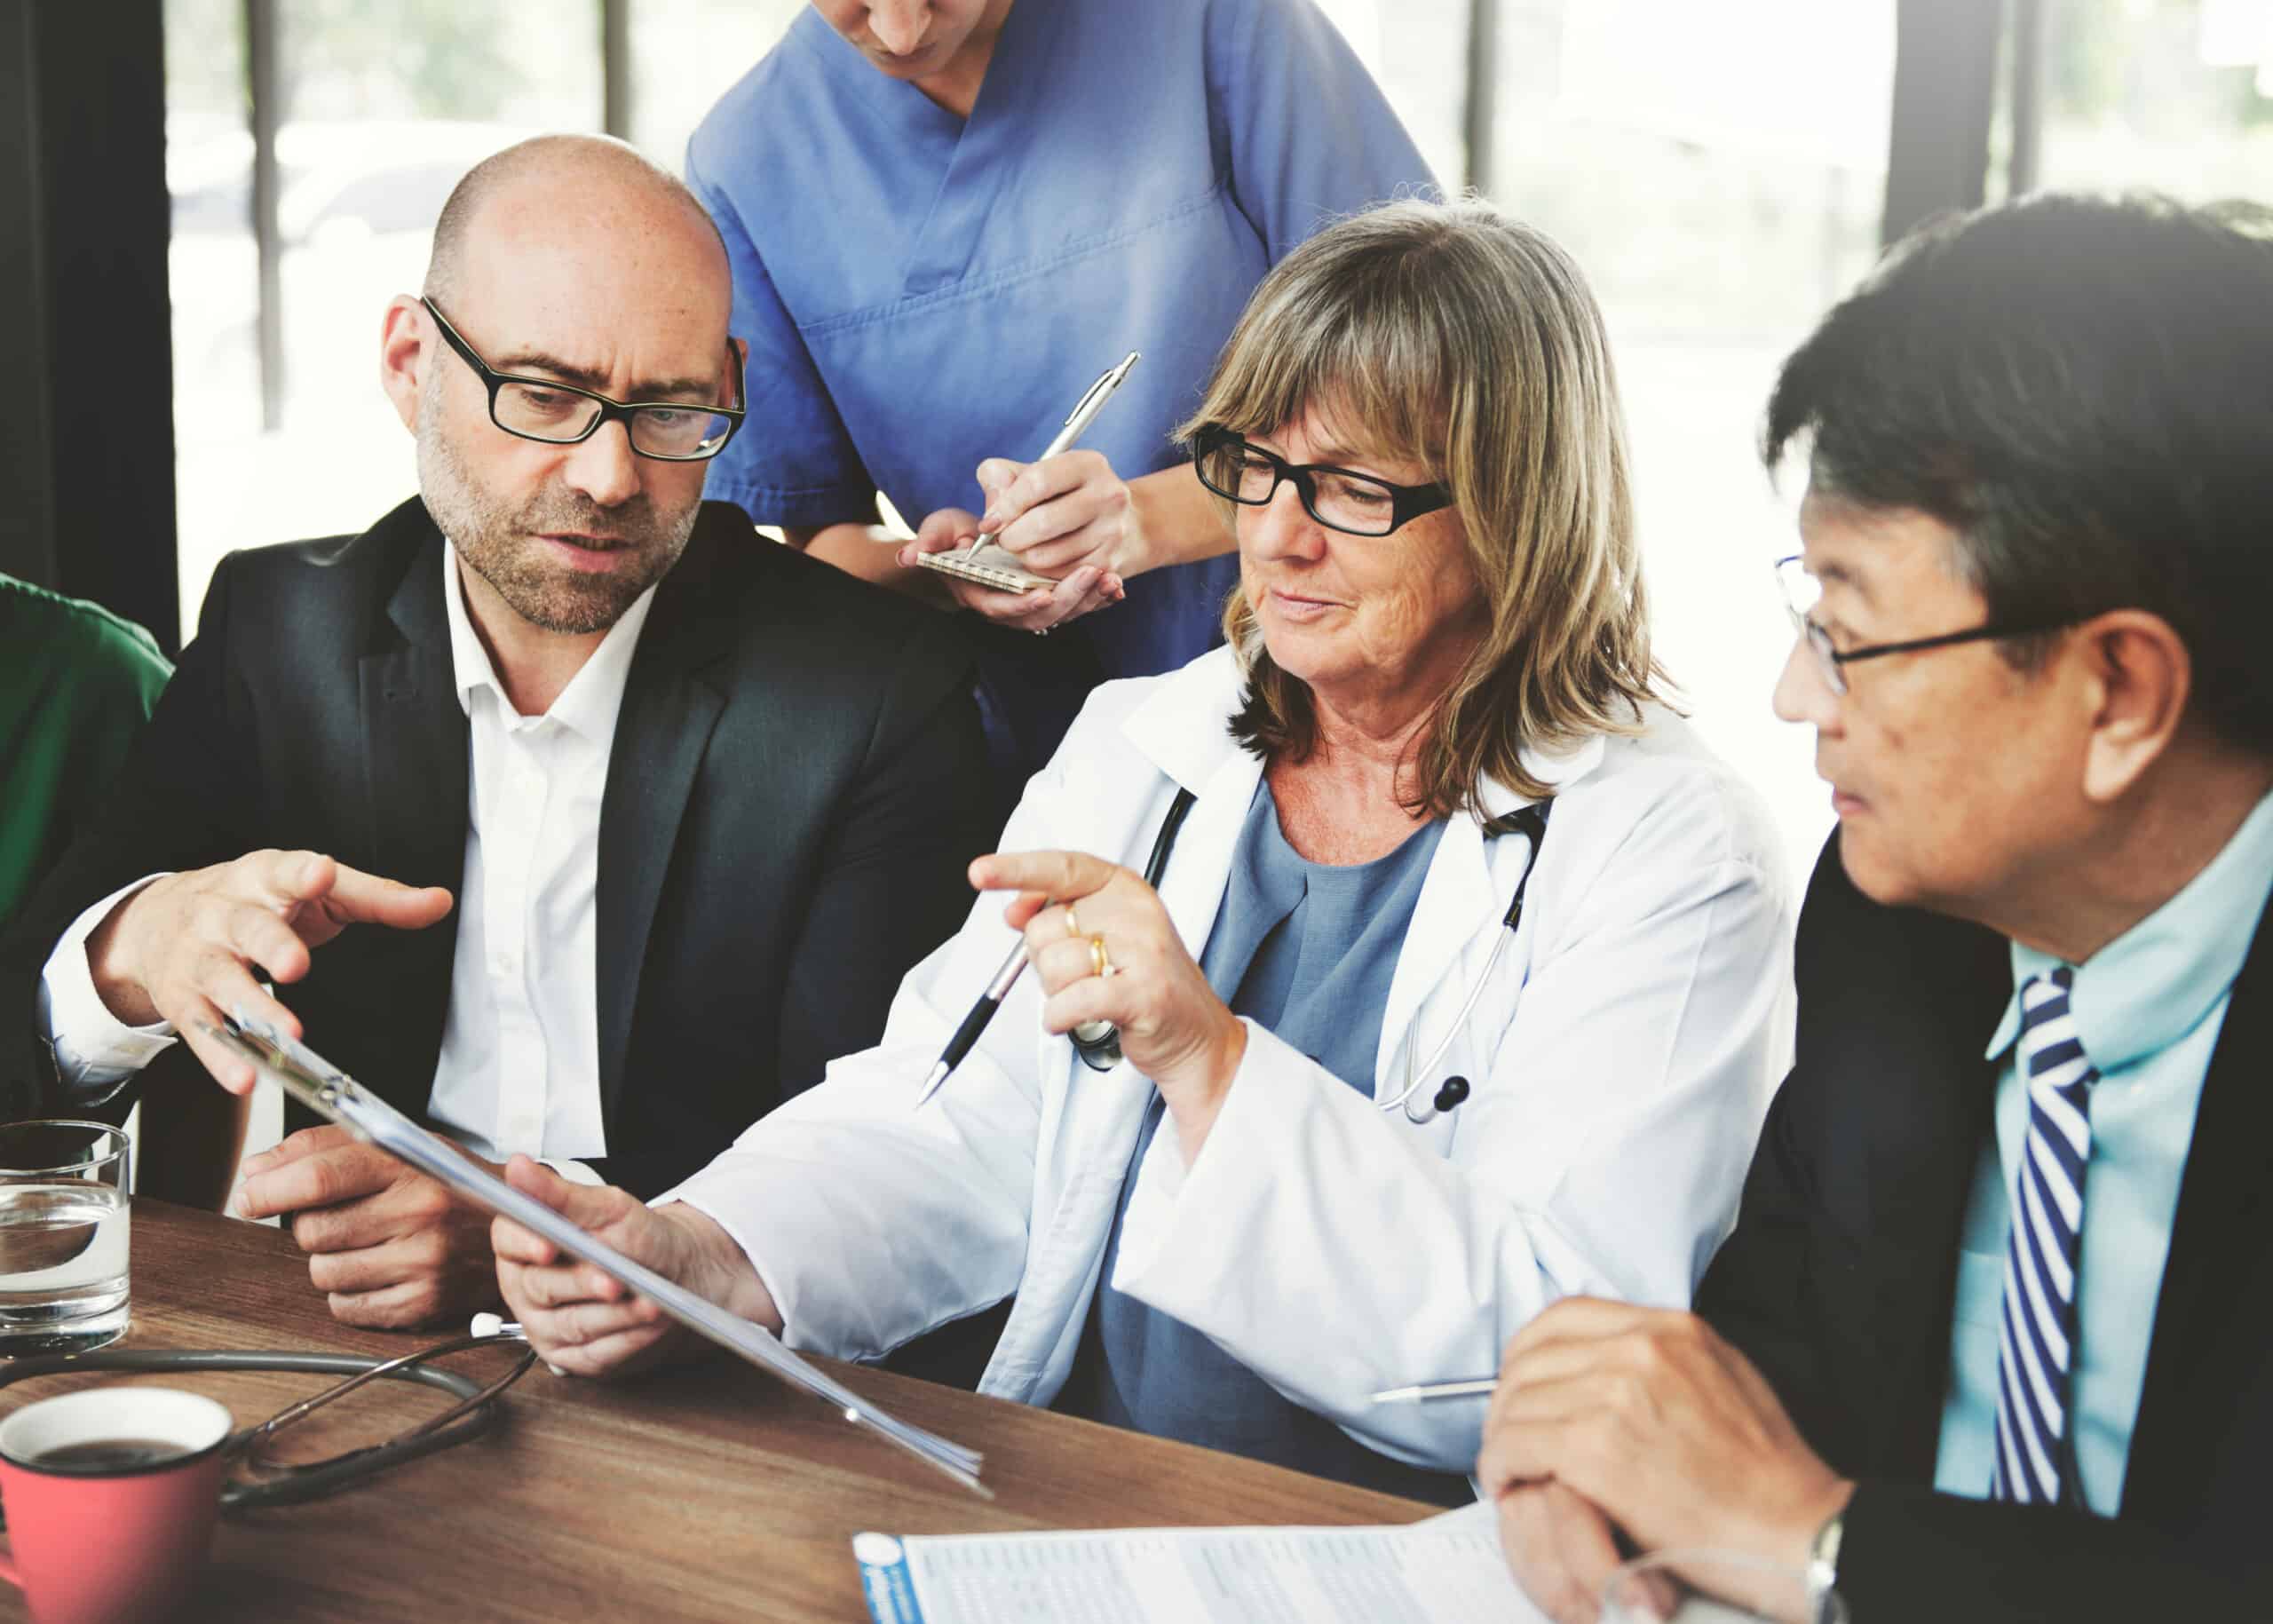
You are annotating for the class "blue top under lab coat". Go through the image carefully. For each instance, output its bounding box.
[1058,780,1467,1503]
[685,0,1432,780]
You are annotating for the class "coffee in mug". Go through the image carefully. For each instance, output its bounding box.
[29,1439,194,1472]
[0,1386,234,1624]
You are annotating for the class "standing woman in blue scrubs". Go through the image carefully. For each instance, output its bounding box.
[685,0,1432,787]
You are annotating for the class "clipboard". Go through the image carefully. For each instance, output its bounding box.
[205,1010,988,1496]
[912,543,1054,594]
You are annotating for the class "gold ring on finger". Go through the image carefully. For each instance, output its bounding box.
[1063,906,1082,939]
[1089,934,1113,979]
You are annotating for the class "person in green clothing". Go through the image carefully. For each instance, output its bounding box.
[0,574,171,933]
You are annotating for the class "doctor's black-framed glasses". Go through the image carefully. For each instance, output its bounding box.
[1774,553,2084,697]
[1192,424,1453,537]
[421,296,747,462]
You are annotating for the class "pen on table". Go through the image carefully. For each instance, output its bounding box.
[915,937,1034,1109]
[963,351,1142,553]
[1369,1377,1499,1405]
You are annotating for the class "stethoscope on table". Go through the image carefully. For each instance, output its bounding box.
[0,1319,537,1512]
[1069,789,1554,1125]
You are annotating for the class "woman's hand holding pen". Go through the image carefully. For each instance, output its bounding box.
[899,449,1137,630]
[978,450,1150,581]
[970,849,1247,1162]
[491,1157,780,1378]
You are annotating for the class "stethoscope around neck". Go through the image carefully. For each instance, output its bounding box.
[1069,788,1553,1125]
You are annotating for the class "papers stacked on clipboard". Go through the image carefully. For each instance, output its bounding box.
[209,1010,987,1496]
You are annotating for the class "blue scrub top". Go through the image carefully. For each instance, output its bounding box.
[686,0,1432,779]
[1057,780,1468,1504]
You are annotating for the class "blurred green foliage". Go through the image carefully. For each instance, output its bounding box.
[2047,0,2271,128]
[164,0,550,123]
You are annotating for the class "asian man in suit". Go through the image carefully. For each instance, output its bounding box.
[0,134,993,1331]
[1478,194,2273,1620]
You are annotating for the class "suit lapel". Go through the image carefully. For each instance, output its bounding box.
[358,526,470,903]
[2121,888,2273,1522]
[1786,833,2007,1477]
[594,521,736,1126]
[355,514,471,1113]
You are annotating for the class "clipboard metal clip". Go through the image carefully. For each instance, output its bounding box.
[210,1011,366,1122]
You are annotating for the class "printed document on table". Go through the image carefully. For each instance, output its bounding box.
[851,1511,1550,1624]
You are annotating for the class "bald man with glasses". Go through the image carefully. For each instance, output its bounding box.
[1,134,993,1332]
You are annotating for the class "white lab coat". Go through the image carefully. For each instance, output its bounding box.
[665,646,1794,1475]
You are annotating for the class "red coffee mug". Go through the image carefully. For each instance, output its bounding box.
[0,1387,233,1624]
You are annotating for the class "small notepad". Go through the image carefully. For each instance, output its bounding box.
[915,543,1054,594]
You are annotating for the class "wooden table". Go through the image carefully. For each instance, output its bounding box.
[0,1200,1434,1620]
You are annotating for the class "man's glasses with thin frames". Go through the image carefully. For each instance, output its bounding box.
[422,297,745,462]
[1775,554,2081,695]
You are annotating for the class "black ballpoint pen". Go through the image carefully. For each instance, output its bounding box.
[914,939,1032,1109]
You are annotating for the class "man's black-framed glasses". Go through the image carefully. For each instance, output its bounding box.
[1192,425,1453,537]
[1774,554,2080,697]
[421,297,746,463]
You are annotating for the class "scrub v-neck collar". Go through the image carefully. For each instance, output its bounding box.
[793,2,1064,297]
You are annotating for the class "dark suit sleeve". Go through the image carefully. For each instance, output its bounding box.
[1696,840,2256,1619]
[0,554,261,1117]
[1838,1481,2253,1621]
[1697,830,2008,1465]
[771,629,994,1097]
[1691,1052,1824,1412]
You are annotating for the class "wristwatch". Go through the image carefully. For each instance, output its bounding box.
[1807,1504,1846,1597]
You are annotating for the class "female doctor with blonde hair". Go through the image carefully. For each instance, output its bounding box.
[488,198,1793,1502]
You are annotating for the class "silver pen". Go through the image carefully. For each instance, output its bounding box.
[1369,1377,1499,1405]
[963,352,1142,553]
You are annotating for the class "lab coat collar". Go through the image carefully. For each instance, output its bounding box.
[1119,646,1249,798]
[1121,646,1610,1099]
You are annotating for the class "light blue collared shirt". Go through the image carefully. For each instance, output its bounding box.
[1934,790,2273,1512]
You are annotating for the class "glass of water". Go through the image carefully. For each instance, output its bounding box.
[0,1121,131,1354]
[1602,1549,1847,1624]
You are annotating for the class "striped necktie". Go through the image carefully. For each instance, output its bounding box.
[1989,966,2097,1506]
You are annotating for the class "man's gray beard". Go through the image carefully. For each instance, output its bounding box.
[416,410,701,636]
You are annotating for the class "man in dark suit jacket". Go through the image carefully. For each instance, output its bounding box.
[1477,195,2273,1620]
[1,134,994,1330]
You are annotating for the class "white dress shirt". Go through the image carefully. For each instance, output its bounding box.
[38,547,657,1178]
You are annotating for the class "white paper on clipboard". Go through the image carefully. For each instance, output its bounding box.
[209,1009,987,1495]
[848,1503,1543,1624]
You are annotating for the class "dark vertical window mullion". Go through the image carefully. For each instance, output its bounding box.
[1462,0,1500,194]
[246,0,283,435]
[0,0,57,589]
[1,2,177,644]
[1882,0,2007,247]
[2007,0,2046,198]
[602,0,633,141]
